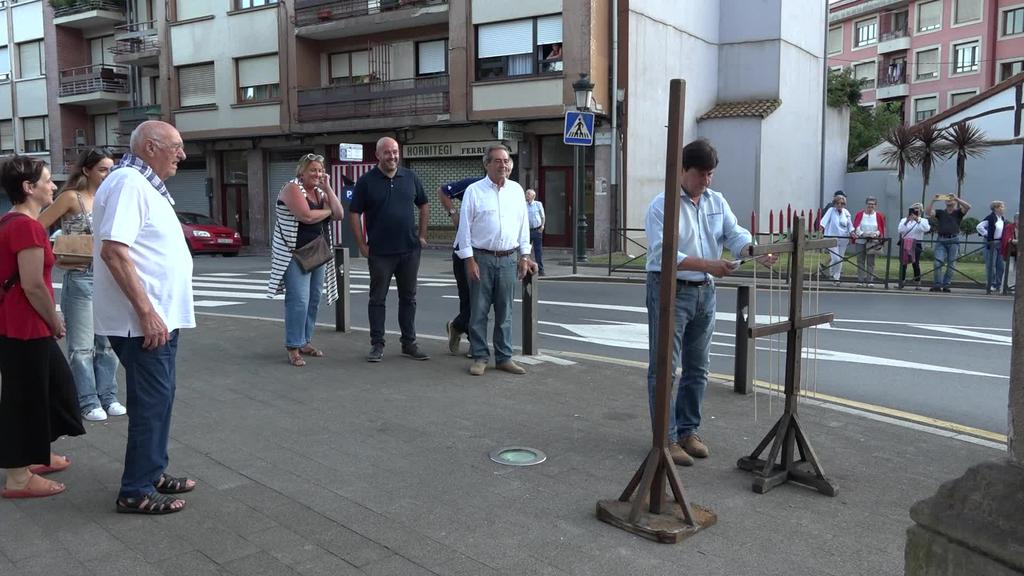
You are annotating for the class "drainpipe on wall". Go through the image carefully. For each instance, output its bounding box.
[609,0,620,251]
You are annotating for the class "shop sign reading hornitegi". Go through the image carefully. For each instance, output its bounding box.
[403,140,519,159]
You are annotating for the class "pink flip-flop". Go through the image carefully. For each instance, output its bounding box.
[28,454,70,475]
[2,474,66,499]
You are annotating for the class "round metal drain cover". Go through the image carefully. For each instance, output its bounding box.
[489,446,547,466]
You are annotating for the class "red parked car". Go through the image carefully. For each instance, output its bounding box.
[177,212,241,256]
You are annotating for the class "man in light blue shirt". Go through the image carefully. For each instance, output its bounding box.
[526,189,546,275]
[645,139,771,467]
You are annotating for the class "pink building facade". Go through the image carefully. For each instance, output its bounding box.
[828,0,1024,123]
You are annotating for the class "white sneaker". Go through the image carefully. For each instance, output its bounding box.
[83,407,108,422]
[105,402,127,417]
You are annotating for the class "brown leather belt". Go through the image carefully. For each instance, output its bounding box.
[474,247,518,257]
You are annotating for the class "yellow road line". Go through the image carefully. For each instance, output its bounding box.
[551,350,1008,444]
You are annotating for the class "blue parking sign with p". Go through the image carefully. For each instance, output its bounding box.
[564,111,595,146]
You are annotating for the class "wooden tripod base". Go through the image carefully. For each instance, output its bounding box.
[736,412,838,497]
[596,499,717,544]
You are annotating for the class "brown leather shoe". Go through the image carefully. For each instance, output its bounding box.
[668,443,694,466]
[469,361,487,376]
[496,360,526,375]
[679,434,709,458]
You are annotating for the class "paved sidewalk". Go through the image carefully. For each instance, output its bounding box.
[0,314,1003,576]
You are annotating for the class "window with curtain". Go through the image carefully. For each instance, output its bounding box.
[17,40,44,78]
[178,63,216,107]
[237,54,280,103]
[952,41,979,74]
[914,96,937,123]
[0,121,13,154]
[0,47,9,80]
[329,51,371,85]
[23,116,48,152]
[953,0,982,25]
[476,14,563,80]
[416,39,447,76]
[854,18,876,47]
[827,27,842,54]
[1004,7,1024,36]
[854,61,876,89]
[915,48,939,80]
[917,1,942,32]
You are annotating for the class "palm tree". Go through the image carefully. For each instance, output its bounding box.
[880,124,916,212]
[942,121,988,199]
[911,123,950,206]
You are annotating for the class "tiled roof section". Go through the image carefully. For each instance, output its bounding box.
[699,99,782,121]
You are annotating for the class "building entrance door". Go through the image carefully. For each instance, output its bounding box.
[539,167,571,247]
[222,184,249,244]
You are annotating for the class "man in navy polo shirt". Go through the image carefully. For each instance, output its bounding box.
[437,175,485,355]
[349,137,430,362]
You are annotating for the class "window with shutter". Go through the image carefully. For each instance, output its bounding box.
[915,48,939,80]
[0,121,13,153]
[952,41,979,74]
[949,91,976,107]
[329,51,370,85]
[237,54,280,103]
[854,61,876,89]
[854,18,876,47]
[18,41,43,78]
[22,116,48,152]
[417,40,447,76]
[827,27,842,54]
[953,0,981,25]
[914,96,938,123]
[917,1,942,32]
[1004,8,1024,36]
[178,63,216,107]
[0,47,9,80]
[476,14,564,80]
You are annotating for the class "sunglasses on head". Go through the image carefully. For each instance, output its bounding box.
[303,153,325,162]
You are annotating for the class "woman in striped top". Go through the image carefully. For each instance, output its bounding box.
[266,154,344,366]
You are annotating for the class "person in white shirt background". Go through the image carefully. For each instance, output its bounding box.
[454,144,537,377]
[819,193,852,285]
[897,202,930,290]
[977,200,1006,292]
[525,188,546,276]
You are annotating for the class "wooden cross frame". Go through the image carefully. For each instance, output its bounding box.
[596,79,717,544]
[735,218,839,496]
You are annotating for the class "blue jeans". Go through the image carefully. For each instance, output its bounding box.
[933,238,959,287]
[468,252,517,363]
[109,330,179,499]
[283,257,325,349]
[645,272,716,442]
[984,241,1006,289]
[530,229,544,274]
[61,267,119,413]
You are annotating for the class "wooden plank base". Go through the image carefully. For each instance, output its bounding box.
[736,457,839,496]
[596,499,717,544]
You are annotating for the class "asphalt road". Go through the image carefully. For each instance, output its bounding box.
[60,252,1012,436]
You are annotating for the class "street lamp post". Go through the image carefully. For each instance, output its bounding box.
[572,73,594,272]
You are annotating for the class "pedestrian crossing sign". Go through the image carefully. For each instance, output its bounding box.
[563,111,595,146]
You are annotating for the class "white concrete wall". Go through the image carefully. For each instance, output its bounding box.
[719,0,780,43]
[170,8,280,132]
[779,0,825,57]
[698,116,762,231]
[717,41,781,101]
[824,105,850,202]
[472,78,563,110]
[624,4,720,229]
[471,0,561,24]
[11,1,43,44]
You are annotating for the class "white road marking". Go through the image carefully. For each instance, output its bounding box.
[201,272,247,277]
[194,300,245,308]
[917,325,1013,344]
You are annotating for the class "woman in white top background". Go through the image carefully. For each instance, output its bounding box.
[819,194,853,285]
[976,200,1006,292]
[897,203,931,289]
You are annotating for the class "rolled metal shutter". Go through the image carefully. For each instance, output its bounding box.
[165,168,210,216]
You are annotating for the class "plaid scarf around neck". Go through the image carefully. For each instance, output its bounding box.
[114,153,175,205]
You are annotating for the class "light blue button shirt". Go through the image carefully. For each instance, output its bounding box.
[645,187,752,281]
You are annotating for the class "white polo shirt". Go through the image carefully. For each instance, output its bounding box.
[92,168,195,337]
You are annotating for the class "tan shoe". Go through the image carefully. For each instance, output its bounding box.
[469,361,487,376]
[668,443,694,466]
[496,360,526,375]
[679,434,709,458]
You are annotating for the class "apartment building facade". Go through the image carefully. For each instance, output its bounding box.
[827,0,1024,123]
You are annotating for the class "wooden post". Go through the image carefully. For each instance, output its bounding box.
[521,272,538,355]
[733,285,754,395]
[334,248,350,332]
[596,79,717,544]
[1009,143,1024,462]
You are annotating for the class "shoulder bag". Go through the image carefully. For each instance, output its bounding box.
[53,192,94,267]
[287,189,333,273]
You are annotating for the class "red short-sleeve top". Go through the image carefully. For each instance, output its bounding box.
[0,213,55,340]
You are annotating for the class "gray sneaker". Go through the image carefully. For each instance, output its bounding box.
[446,321,462,355]
[401,344,430,361]
[366,344,384,362]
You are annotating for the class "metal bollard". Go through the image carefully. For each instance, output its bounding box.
[334,248,351,332]
[521,272,538,355]
[733,285,754,394]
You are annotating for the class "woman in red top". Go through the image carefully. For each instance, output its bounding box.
[0,155,85,499]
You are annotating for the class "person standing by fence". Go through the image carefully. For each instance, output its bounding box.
[852,196,885,287]
[819,194,852,286]
[977,200,1006,293]
[897,203,930,290]
[926,194,972,293]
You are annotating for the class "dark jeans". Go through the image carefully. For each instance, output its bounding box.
[899,241,923,285]
[451,250,470,333]
[530,229,544,274]
[109,330,179,499]
[368,247,421,347]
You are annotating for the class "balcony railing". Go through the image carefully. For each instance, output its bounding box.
[297,75,449,122]
[53,0,125,18]
[63,145,128,169]
[58,64,129,97]
[879,27,908,42]
[111,20,159,58]
[295,0,447,26]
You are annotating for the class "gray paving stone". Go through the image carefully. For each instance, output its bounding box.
[291,551,365,576]
[361,554,437,576]
[242,526,329,568]
[153,551,223,576]
[220,551,302,576]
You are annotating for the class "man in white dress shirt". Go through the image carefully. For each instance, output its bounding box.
[454,145,537,376]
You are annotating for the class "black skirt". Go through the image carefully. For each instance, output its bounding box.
[0,336,85,468]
